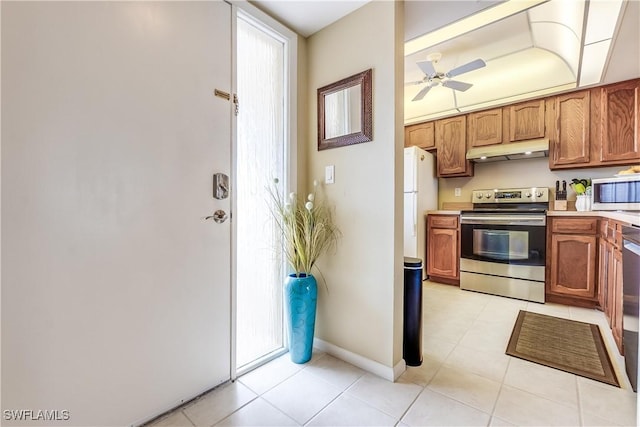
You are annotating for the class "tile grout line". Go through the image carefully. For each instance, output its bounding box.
[238,356,307,396]
[181,408,196,427]
[394,380,428,426]
[303,371,400,426]
[301,390,344,426]
[256,395,302,426]
[488,355,513,425]
[208,392,260,427]
[575,375,585,427]
[297,354,369,426]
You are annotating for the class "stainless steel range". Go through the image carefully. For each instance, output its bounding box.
[460,187,549,303]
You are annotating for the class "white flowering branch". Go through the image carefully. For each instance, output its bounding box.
[268,179,340,276]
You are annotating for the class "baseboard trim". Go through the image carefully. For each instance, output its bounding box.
[314,338,406,381]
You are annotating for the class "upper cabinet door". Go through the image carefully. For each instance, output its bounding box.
[435,116,472,177]
[600,80,640,162]
[405,121,435,150]
[507,99,545,142]
[550,91,591,167]
[468,108,503,147]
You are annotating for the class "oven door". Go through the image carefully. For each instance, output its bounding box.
[460,214,546,266]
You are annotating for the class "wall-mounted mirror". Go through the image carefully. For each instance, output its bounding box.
[318,68,372,151]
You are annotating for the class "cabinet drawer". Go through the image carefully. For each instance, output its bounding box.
[551,217,598,234]
[428,215,459,229]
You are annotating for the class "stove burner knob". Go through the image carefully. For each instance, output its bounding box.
[476,193,483,199]
[525,192,532,198]
[485,192,492,199]
[536,191,543,198]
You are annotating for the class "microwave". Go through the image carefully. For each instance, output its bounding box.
[591,175,640,211]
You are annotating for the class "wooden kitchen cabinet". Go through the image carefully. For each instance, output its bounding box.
[506,99,545,142]
[599,79,640,163]
[549,79,640,169]
[548,90,591,168]
[597,219,610,316]
[468,108,503,147]
[426,214,460,285]
[404,78,640,175]
[405,121,435,150]
[611,247,624,354]
[599,218,626,354]
[435,116,473,177]
[549,216,627,354]
[547,217,598,305]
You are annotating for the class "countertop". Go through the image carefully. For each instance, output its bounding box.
[547,210,640,226]
[424,209,640,226]
[425,210,461,215]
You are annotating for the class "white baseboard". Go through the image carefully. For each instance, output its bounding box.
[314,338,406,381]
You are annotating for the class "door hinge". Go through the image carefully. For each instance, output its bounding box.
[233,94,239,116]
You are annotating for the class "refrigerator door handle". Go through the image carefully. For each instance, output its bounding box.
[412,193,418,237]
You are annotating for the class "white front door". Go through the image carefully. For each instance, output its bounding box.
[2,2,231,424]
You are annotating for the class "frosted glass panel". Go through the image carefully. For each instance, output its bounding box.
[236,18,285,369]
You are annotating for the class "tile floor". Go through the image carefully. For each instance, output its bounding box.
[148,281,638,427]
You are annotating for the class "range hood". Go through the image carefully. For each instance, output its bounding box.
[466,138,549,162]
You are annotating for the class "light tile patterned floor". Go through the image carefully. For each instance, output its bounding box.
[148,281,638,426]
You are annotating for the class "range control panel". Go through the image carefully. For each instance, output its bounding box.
[472,187,549,204]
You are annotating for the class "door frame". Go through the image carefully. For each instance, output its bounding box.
[230,1,299,380]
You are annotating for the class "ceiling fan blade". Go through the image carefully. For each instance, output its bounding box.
[443,80,473,92]
[446,58,486,78]
[405,80,425,86]
[412,85,432,101]
[416,60,436,77]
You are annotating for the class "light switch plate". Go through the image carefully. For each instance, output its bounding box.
[455,187,461,197]
[325,165,335,184]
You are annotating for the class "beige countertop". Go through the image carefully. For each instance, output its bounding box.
[425,210,461,215]
[425,209,640,226]
[547,210,640,226]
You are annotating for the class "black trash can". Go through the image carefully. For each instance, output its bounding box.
[403,257,423,366]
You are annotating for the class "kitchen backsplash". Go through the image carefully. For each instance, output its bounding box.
[438,157,624,209]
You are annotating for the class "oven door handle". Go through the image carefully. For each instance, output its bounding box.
[461,215,546,226]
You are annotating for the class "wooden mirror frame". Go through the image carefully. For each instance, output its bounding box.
[317,68,373,151]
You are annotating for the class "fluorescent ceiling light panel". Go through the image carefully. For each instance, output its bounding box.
[578,0,623,85]
[579,39,612,86]
[584,0,624,44]
[405,0,549,56]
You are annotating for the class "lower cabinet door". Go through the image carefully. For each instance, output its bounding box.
[549,234,597,299]
[427,228,459,280]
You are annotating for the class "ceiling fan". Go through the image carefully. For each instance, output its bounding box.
[407,53,486,102]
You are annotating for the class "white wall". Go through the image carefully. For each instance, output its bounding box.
[307,1,405,374]
[1,3,233,425]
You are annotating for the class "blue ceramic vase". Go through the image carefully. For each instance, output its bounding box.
[284,273,317,364]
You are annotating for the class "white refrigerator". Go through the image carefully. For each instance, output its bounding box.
[404,146,438,277]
